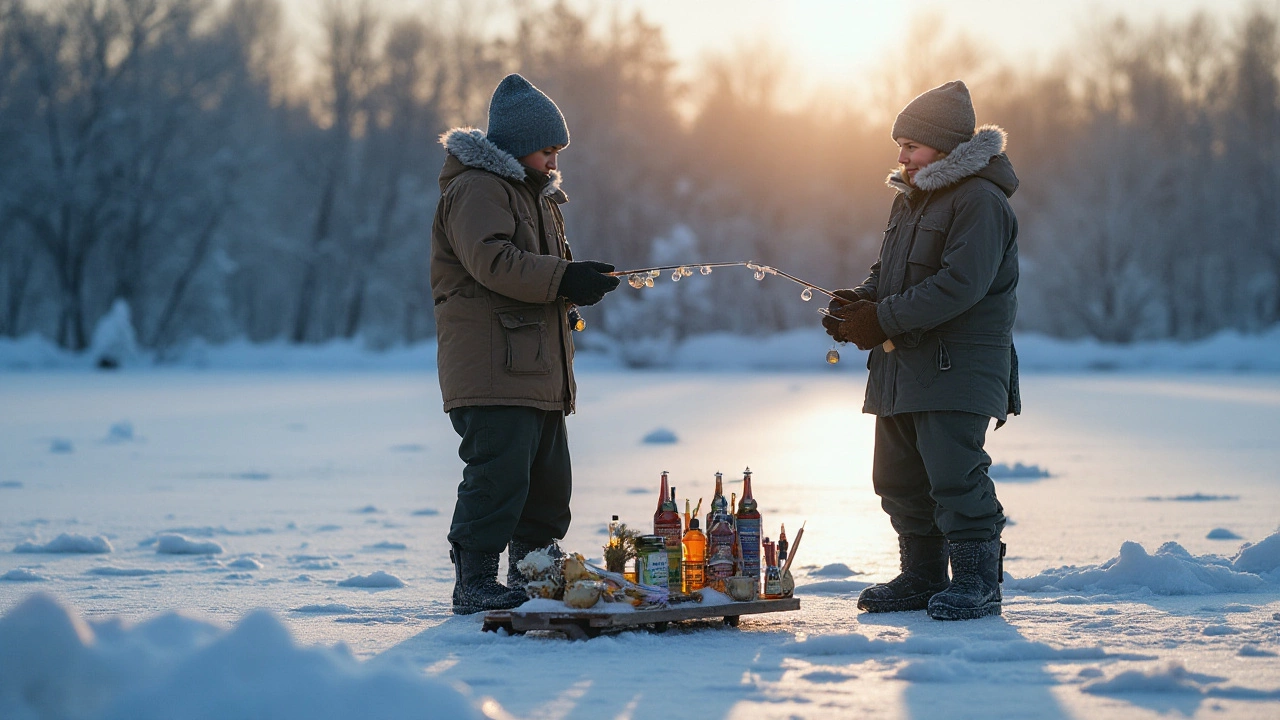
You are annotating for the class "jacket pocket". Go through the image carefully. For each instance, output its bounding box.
[906,211,951,270]
[497,310,551,375]
[900,334,941,388]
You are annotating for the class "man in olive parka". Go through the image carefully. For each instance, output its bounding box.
[825,80,1020,621]
[432,74,619,614]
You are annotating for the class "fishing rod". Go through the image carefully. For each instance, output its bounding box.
[607,261,839,301]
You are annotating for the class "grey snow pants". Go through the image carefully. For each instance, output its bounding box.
[447,406,572,555]
[872,411,1005,542]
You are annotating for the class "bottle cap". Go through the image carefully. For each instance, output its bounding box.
[689,518,700,530]
[612,515,619,521]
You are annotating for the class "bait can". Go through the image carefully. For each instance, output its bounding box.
[635,535,670,589]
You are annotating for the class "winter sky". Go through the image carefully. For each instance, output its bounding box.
[283,0,1265,87]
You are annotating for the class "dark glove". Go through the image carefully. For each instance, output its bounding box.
[557,261,620,306]
[831,300,889,350]
[822,289,864,338]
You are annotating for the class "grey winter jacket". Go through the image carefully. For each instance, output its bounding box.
[430,128,576,414]
[855,125,1021,422]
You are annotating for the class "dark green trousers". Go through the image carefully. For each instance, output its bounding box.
[448,406,572,554]
[872,411,1005,541]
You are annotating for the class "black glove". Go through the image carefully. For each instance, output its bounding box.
[832,300,889,350]
[823,289,863,337]
[558,261,620,306]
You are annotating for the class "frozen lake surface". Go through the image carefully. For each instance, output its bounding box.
[2,369,1279,718]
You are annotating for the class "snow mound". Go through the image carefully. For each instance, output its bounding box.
[1,569,45,582]
[1144,493,1238,502]
[809,562,858,577]
[1082,661,1280,699]
[105,421,134,442]
[1207,528,1242,540]
[14,534,113,554]
[0,594,491,720]
[365,542,407,551]
[226,557,264,570]
[641,428,678,444]
[291,604,355,615]
[788,632,1109,662]
[0,480,22,488]
[336,571,405,588]
[1009,535,1279,595]
[1232,534,1280,574]
[410,508,440,516]
[50,438,74,454]
[155,535,224,555]
[795,579,871,594]
[86,567,167,577]
[989,462,1050,480]
[1239,645,1278,657]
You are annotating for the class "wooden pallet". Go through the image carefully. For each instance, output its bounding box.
[482,597,800,640]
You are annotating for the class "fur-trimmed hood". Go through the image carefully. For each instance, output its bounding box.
[438,127,565,200]
[886,125,1017,198]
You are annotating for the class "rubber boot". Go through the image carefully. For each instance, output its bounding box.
[450,543,528,615]
[507,538,562,590]
[857,535,950,612]
[927,538,1004,621]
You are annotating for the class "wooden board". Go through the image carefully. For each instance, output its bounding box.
[482,597,800,640]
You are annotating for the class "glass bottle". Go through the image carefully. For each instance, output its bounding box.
[762,538,783,599]
[735,467,762,592]
[706,472,728,531]
[653,472,683,590]
[682,518,707,592]
[706,513,736,593]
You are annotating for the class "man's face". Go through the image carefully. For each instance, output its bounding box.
[895,138,944,184]
[520,146,562,174]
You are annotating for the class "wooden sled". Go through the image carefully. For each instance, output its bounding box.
[481,597,800,640]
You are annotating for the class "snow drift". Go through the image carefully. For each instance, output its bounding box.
[0,594,493,720]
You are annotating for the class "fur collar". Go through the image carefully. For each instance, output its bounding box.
[886,125,1007,195]
[439,127,563,198]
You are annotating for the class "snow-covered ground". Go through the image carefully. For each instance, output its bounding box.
[2,344,1280,718]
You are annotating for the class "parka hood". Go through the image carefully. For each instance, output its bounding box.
[886,125,1018,198]
[438,127,565,200]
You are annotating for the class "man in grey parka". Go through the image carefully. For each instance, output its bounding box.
[824,80,1020,621]
[432,74,619,614]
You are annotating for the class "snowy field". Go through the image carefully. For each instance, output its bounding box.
[3,350,1280,718]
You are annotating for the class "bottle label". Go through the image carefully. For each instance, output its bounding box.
[683,562,706,592]
[736,518,762,583]
[640,550,669,588]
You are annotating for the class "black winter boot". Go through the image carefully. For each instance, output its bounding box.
[927,538,1004,621]
[857,535,950,612]
[506,538,562,590]
[450,544,528,615]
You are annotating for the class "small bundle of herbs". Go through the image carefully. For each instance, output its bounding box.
[603,522,640,573]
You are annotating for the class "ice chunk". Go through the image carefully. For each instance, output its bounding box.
[88,298,139,368]
[226,557,264,570]
[155,534,224,555]
[336,571,405,588]
[15,534,113,554]
[1,568,45,582]
[49,439,74,454]
[1207,528,1242,540]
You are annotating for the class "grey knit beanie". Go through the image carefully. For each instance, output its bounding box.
[485,74,569,159]
[891,80,975,154]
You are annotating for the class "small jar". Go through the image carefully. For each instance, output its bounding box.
[635,535,670,589]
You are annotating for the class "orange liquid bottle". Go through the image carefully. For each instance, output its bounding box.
[682,518,707,592]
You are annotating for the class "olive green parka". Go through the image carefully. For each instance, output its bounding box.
[430,128,576,414]
[855,125,1021,422]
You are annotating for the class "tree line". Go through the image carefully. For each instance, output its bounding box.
[1,0,1277,356]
